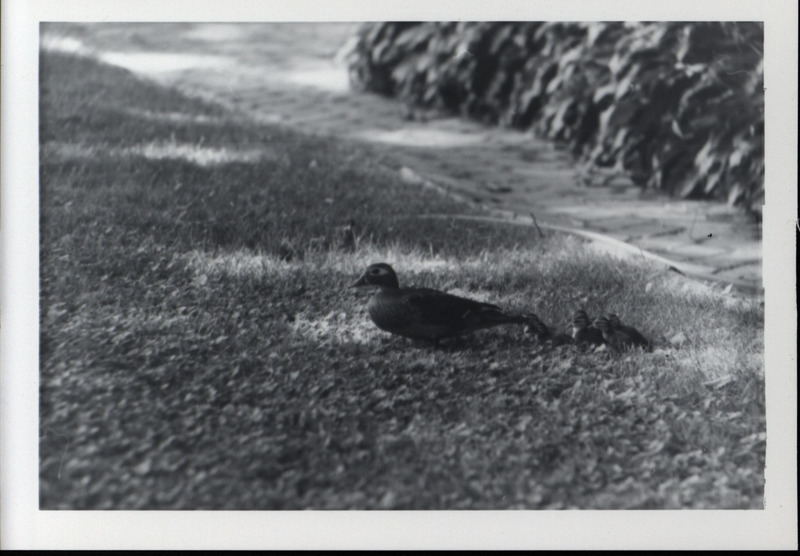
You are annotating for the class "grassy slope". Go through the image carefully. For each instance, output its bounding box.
[39,50,765,510]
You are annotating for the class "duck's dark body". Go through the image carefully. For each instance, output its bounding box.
[571,310,605,346]
[368,286,524,341]
[594,316,650,352]
[605,314,650,351]
[574,326,605,346]
[352,263,526,341]
[608,314,650,348]
[525,313,573,346]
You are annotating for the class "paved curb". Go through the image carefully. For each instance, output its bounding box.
[399,168,762,295]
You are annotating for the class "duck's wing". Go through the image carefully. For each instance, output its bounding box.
[404,288,521,329]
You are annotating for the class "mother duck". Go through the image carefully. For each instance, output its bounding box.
[350,263,527,342]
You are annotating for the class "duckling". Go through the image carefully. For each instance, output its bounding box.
[571,310,605,346]
[350,263,527,342]
[593,315,650,352]
[524,314,573,346]
[608,314,650,349]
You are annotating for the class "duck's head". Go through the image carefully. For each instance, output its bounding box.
[350,263,400,289]
[608,314,622,329]
[593,316,612,333]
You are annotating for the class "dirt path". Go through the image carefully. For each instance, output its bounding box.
[43,22,762,293]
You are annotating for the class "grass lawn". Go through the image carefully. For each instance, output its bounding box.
[39,49,765,510]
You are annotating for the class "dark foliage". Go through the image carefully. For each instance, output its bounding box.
[343,22,764,214]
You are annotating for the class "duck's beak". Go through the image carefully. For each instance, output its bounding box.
[349,274,368,288]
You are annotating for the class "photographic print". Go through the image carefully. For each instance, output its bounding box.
[3,0,797,550]
[37,20,767,512]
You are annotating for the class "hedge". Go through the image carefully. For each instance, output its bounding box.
[341,22,764,214]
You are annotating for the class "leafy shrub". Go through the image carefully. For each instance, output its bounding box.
[342,22,764,214]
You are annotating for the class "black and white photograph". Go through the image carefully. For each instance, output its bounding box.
[2,0,797,550]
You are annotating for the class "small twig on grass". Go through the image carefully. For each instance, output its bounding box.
[530,212,546,239]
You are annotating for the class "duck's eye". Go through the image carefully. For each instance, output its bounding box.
[370,268,381,275]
